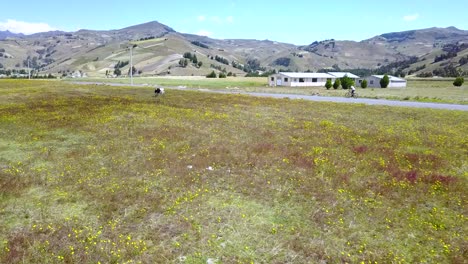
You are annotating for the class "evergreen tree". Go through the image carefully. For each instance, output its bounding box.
[453,77,464,87]
[340,75,354,89]
[333,79,341,89]
[380,74,390,88]
[361,79,368,88]
[325,79,332,89]
[206,71,217,78]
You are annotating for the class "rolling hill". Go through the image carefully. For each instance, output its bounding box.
[0,21,467,77]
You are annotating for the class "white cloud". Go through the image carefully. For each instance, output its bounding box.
[0,19,57,34]
[226,16,234,23]
[403,14,419,22]
[196,30,213,37]
[197,15,206,22]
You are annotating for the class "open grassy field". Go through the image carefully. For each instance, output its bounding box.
[78,77,468,104]
[0,80,467,263]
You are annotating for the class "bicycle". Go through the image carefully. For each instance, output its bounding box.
[345,90,358,98]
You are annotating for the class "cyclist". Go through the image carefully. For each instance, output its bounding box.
[350,85,356,97]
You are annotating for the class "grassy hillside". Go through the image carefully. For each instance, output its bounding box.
[1,24,466,78]
[0,80,466,263]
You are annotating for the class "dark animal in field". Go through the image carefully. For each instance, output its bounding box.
[155,88,165,97]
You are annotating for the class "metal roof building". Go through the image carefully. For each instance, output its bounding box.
[269,72,360,87]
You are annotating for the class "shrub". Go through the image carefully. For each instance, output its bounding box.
[325,79,332,89]
[113,68,121,76]
[453,77,464,87]
[219,72,227,78]
[333,79,341,89]
[380,74,390,88]
[206,71,217,78]
[340,75,354,89]
[361,79,368,88]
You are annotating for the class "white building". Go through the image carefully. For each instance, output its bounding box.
[269,72,360,87]
[362,75,407,88]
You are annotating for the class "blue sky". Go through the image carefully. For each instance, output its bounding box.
[1,0,467,45]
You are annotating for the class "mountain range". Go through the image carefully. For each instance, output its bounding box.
[0,21,467,77]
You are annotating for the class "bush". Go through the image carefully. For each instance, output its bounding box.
[219,72,227,78]
[206,71,217,78]
[113,68,121,76]
[453,77,464,87]
[380,75,390,88]
[333,79,341,89]
[340,75,354,89]
[325,79,332,89]
[361,79,368,88]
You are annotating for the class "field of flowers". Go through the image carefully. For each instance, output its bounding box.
[0,80,466,263]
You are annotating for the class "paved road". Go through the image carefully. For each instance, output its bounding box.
[245,92,468,111]
[73,82,468,111]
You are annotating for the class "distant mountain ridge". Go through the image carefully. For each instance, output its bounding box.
[0,21,467,77]
[0,30,24,40]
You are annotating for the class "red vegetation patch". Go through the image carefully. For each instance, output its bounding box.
[405,170,418,183]
[403,152,445,169]
[353,145,368,154]
[422,174,458,184]
[2,230,32,263]
[387,167,457,185]
[289,151,314,169]
[252,142,276,154]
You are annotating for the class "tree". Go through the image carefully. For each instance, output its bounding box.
[183,52,192,60]
[453,77,464,87]
[333,79,341,89]
[325,79,332,89]
[206,71,217,78]
[192,54,198,64]
[380,74,390,88]
[340,75,354,89]
[114,68,121,76]
[128,66,137,76]
[219,72,227,78]
[361,79,368,88]
[179,58,188,67]
[197,61,203,68]
[246,58,261,72]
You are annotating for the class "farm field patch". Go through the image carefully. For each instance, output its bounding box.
[0,80,466,263]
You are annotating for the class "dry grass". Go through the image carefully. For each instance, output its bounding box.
[0,80,467,263]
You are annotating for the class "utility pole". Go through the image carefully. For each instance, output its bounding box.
[28,58,30,79]
[130,45,133,86]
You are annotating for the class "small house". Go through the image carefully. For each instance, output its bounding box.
[269,72,333,87]
[363,75,407,88]
[269,72,360,87]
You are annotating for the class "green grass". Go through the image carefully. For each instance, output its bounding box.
[82,76,267,89]
[76,77,468,104]
[0,80,467,263]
